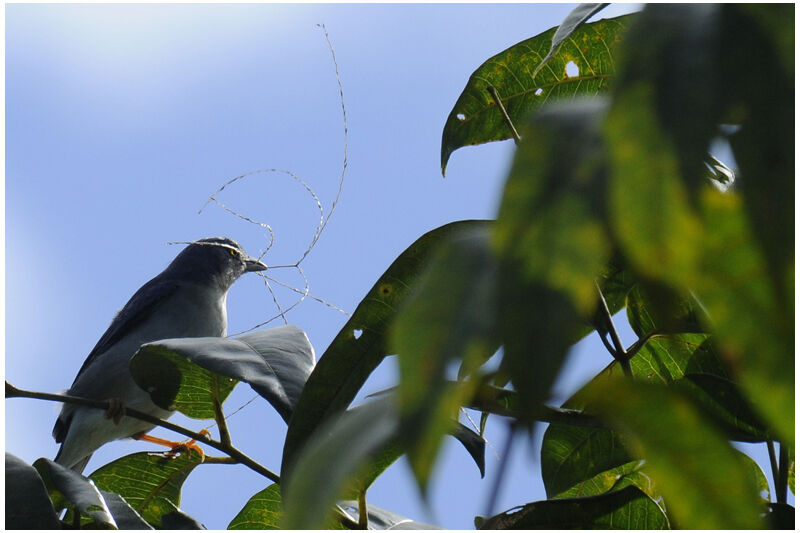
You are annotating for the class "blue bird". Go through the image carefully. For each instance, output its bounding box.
[53,237,267,472]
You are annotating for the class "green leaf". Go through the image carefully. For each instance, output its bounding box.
[131,325,315,422]
[4,453,62,529]
[88,451,203,528]
[281,220,491,484]
[541,423,631,499]
[390,225,497,489]
[99,491,154,530]
[441,15,631,173]
[610,5,727,194]
[789,446,795,495]
[479,486,668,529]
[33,458,116,529]
[494,99,612,419]
[130,344,236,420]
[625,284,706,338]
[695,188,793,444]
[228,484,285,530]
[673,373,769,442]
[578,377,765,529]
[605,82,703,288]
[533,4,611,79]
[282,396,400,529]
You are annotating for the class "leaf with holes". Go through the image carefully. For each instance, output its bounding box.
[281,220,491,485]
[88,451,204,528]
[130,325,315,422]
[441,14,631,173]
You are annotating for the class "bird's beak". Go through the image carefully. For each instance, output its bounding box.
[245,256,268,272]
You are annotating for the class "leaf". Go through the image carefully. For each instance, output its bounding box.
[88,451,203,528]
[609,5,726,194]
[673,373,769,442]
[695,188,793,444]
[282,396,400,529]
[390,225,497,489]
[533,4,610,78]
[228,484,284,530]
[578,377,765,528]
[99,491,154,530]
[338,503,442,530]
[5,453,62,529]
[159,501,206,529]
[281,220,491,484]
[625,283,706,338]
[449,423,486,479]
[33,458,116,529]
[541,422,631,499]
[605,82,703,288]
[441,15,631,173]
[789,446,795,495]
[131,325,315,422]
[494,99,612,419]
[479,485,668,529]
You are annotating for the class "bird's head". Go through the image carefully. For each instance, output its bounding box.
[170,237,267,290]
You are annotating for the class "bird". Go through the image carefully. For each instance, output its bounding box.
[53,237,267,473]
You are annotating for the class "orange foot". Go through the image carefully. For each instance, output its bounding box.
[133,430,211,461]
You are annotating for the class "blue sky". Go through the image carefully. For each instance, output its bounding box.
[6,3,787,529]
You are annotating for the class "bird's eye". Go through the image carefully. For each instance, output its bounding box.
[228,249,237,258]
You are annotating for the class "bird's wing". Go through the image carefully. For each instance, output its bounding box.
[70,275,180,385]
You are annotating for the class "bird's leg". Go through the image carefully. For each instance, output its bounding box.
[132,429,210,461]
[104,397,126,424]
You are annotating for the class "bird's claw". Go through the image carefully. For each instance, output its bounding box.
[104,398,125,424]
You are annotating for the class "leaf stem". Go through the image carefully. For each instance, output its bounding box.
[211,377,232,448]
[358,488,368,529]
[594,282,631,377]
[777,442,789,504]
[768,440,780,497]
[487,86,521,145]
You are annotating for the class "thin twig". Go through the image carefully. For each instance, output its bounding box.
[358,488,368,529]
[487,86,521,145]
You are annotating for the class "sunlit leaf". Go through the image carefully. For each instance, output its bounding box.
[99,491,153,530]
[479,486,667,529]
[89,451,203,528]
[533,4,611,79]
[283,397,399,529]
[390,225,497,490]
[578,377,765,528]
[282,220,491,484]
[441,15,631,173]
[494,99,611,419]
[228,485,286,530]
[695,188,793,443]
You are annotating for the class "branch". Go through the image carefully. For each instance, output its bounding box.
[6,381,279,483]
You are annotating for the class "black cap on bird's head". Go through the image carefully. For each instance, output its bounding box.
[170,237,267,289]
